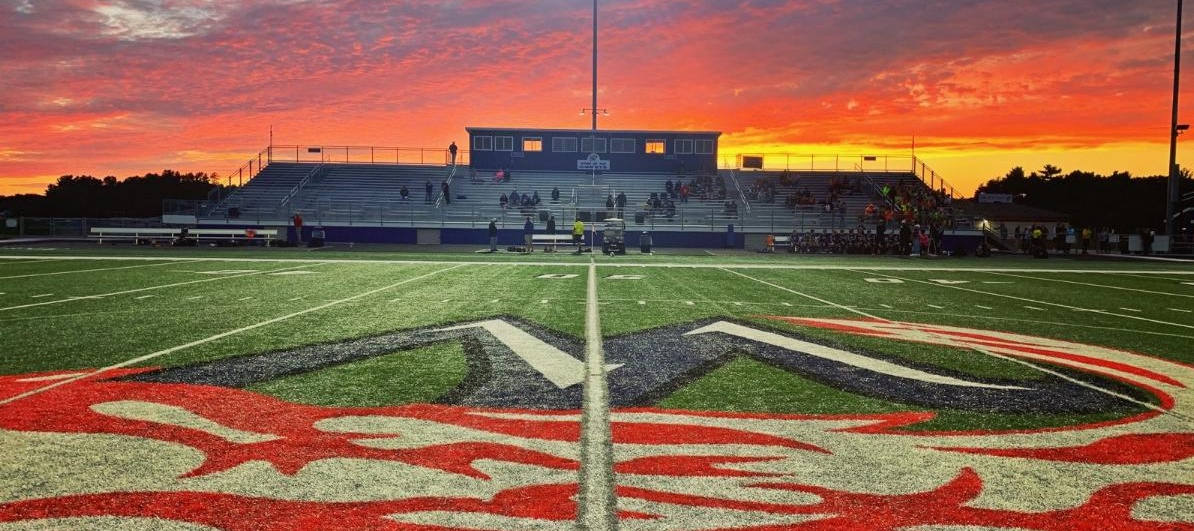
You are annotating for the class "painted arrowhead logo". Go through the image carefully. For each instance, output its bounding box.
[1,317,1192,530]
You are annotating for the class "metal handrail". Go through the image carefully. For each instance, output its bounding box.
[725,168,752,213]
[279,164,326,211]
[433,162,460,209]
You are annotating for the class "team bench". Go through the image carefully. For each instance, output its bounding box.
[531,234,576,252]
[90,227,278,245]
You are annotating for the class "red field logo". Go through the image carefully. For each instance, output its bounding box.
[1,318,1192,530]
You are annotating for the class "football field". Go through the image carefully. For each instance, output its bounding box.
[1,250,1193,530]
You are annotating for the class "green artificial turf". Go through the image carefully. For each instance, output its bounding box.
[1,253,1191,432]
[246,341,468,407]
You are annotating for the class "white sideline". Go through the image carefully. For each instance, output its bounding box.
[851,269,1194,332]
[0,260,176,280]
[0,263,322,313]
[988,271,1194,299]
[3,254,1194,273]
[0,264,465,407]
[577,257,615,531]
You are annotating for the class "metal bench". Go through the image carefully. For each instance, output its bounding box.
[90,228,278,245]
[531,233,576,252]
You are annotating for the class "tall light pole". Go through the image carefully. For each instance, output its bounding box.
[1166,0,1184,235]
[592,0,598,133]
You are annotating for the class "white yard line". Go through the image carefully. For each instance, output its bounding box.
[0,264,465,407]
[0,260,176,280]
[975,305,994,310]
[720,268,882,320]
[577,258,615,531]
[0,263,322,313]
[849,269,1194,332]
[736,266,1193,421]
[988,271,1194,299]
[1111,272,1194,283]
[927,304,945,309]
[0,259,60,267]
[855,307,1194,340]
[1171,308,1192,313]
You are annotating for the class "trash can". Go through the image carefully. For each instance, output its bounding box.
[726,224,735,248]
[639,232,653,254]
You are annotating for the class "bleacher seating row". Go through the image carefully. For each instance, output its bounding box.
[200,162,937,232]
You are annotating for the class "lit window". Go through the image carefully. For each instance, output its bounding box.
[695,139,715,154]
[552,137,578,152]
[674,139,693,154]
[495,136,513,151]
[610,138,635,153]
[581,137,607,153]
[522,137,543,152]
[645,139,666,154]
[473,136,493,151]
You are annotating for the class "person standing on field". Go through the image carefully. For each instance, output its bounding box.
[292,213,303,244]
[523,216,534,253]
[572,218,584,251]
[488,218,498,252]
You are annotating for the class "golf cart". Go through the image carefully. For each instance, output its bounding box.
[602,218,627,255]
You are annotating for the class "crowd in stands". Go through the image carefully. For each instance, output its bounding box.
[776,218,950,256]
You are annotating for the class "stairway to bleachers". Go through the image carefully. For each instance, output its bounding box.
[205,162,312,220]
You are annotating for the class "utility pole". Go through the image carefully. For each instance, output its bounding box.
[1166,0,1183,235]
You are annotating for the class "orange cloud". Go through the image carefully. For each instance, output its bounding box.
[0,0,1191,195]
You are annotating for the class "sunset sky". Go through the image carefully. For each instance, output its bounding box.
[1,0,1192,196]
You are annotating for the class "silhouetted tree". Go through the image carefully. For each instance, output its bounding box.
[977,166,1192,231]
[0,170,216,218]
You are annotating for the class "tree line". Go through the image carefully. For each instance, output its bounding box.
[0,170,218,218]
[974,166,1193,231]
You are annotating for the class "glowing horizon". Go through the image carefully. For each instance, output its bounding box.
[0,0,1191,197]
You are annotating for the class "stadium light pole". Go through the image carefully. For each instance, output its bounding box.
[1166,0,1184,236]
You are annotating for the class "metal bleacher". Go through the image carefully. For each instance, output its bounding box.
[196,160,940,232]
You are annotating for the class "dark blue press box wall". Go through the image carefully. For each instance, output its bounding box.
[466,127,721,174]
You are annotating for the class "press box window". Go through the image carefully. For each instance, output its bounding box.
[473,136,493,151]
[495,136,513,151]
[674,139,693,154]
[645,139,666,154]
[695,139,715,154]
[581,137,607,153]
[610,138,635,153]
[552,137,578,152]
[522,137,543,152]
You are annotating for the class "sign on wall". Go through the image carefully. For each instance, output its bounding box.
[578,152,610,171]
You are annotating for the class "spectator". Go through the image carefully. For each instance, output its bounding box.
[1081,227,1092,255]
[616,191,627,218]
[441,180,451,204]
[547,215,556,234]
[532,191,541,205]
[499,193,509,209]
[551,186,560,202]
[665,178,674,197]
[495,169,506,183]
[400,185,409,201]
[469,168,481,183]
[523,216,534,253]
[488,218,498,252]
[425,180,433,203]
[448,141,458,165]
[679,183,689,203]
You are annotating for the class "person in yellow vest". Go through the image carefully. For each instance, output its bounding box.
[572,218,584,250]
[1081,227,1092,255]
